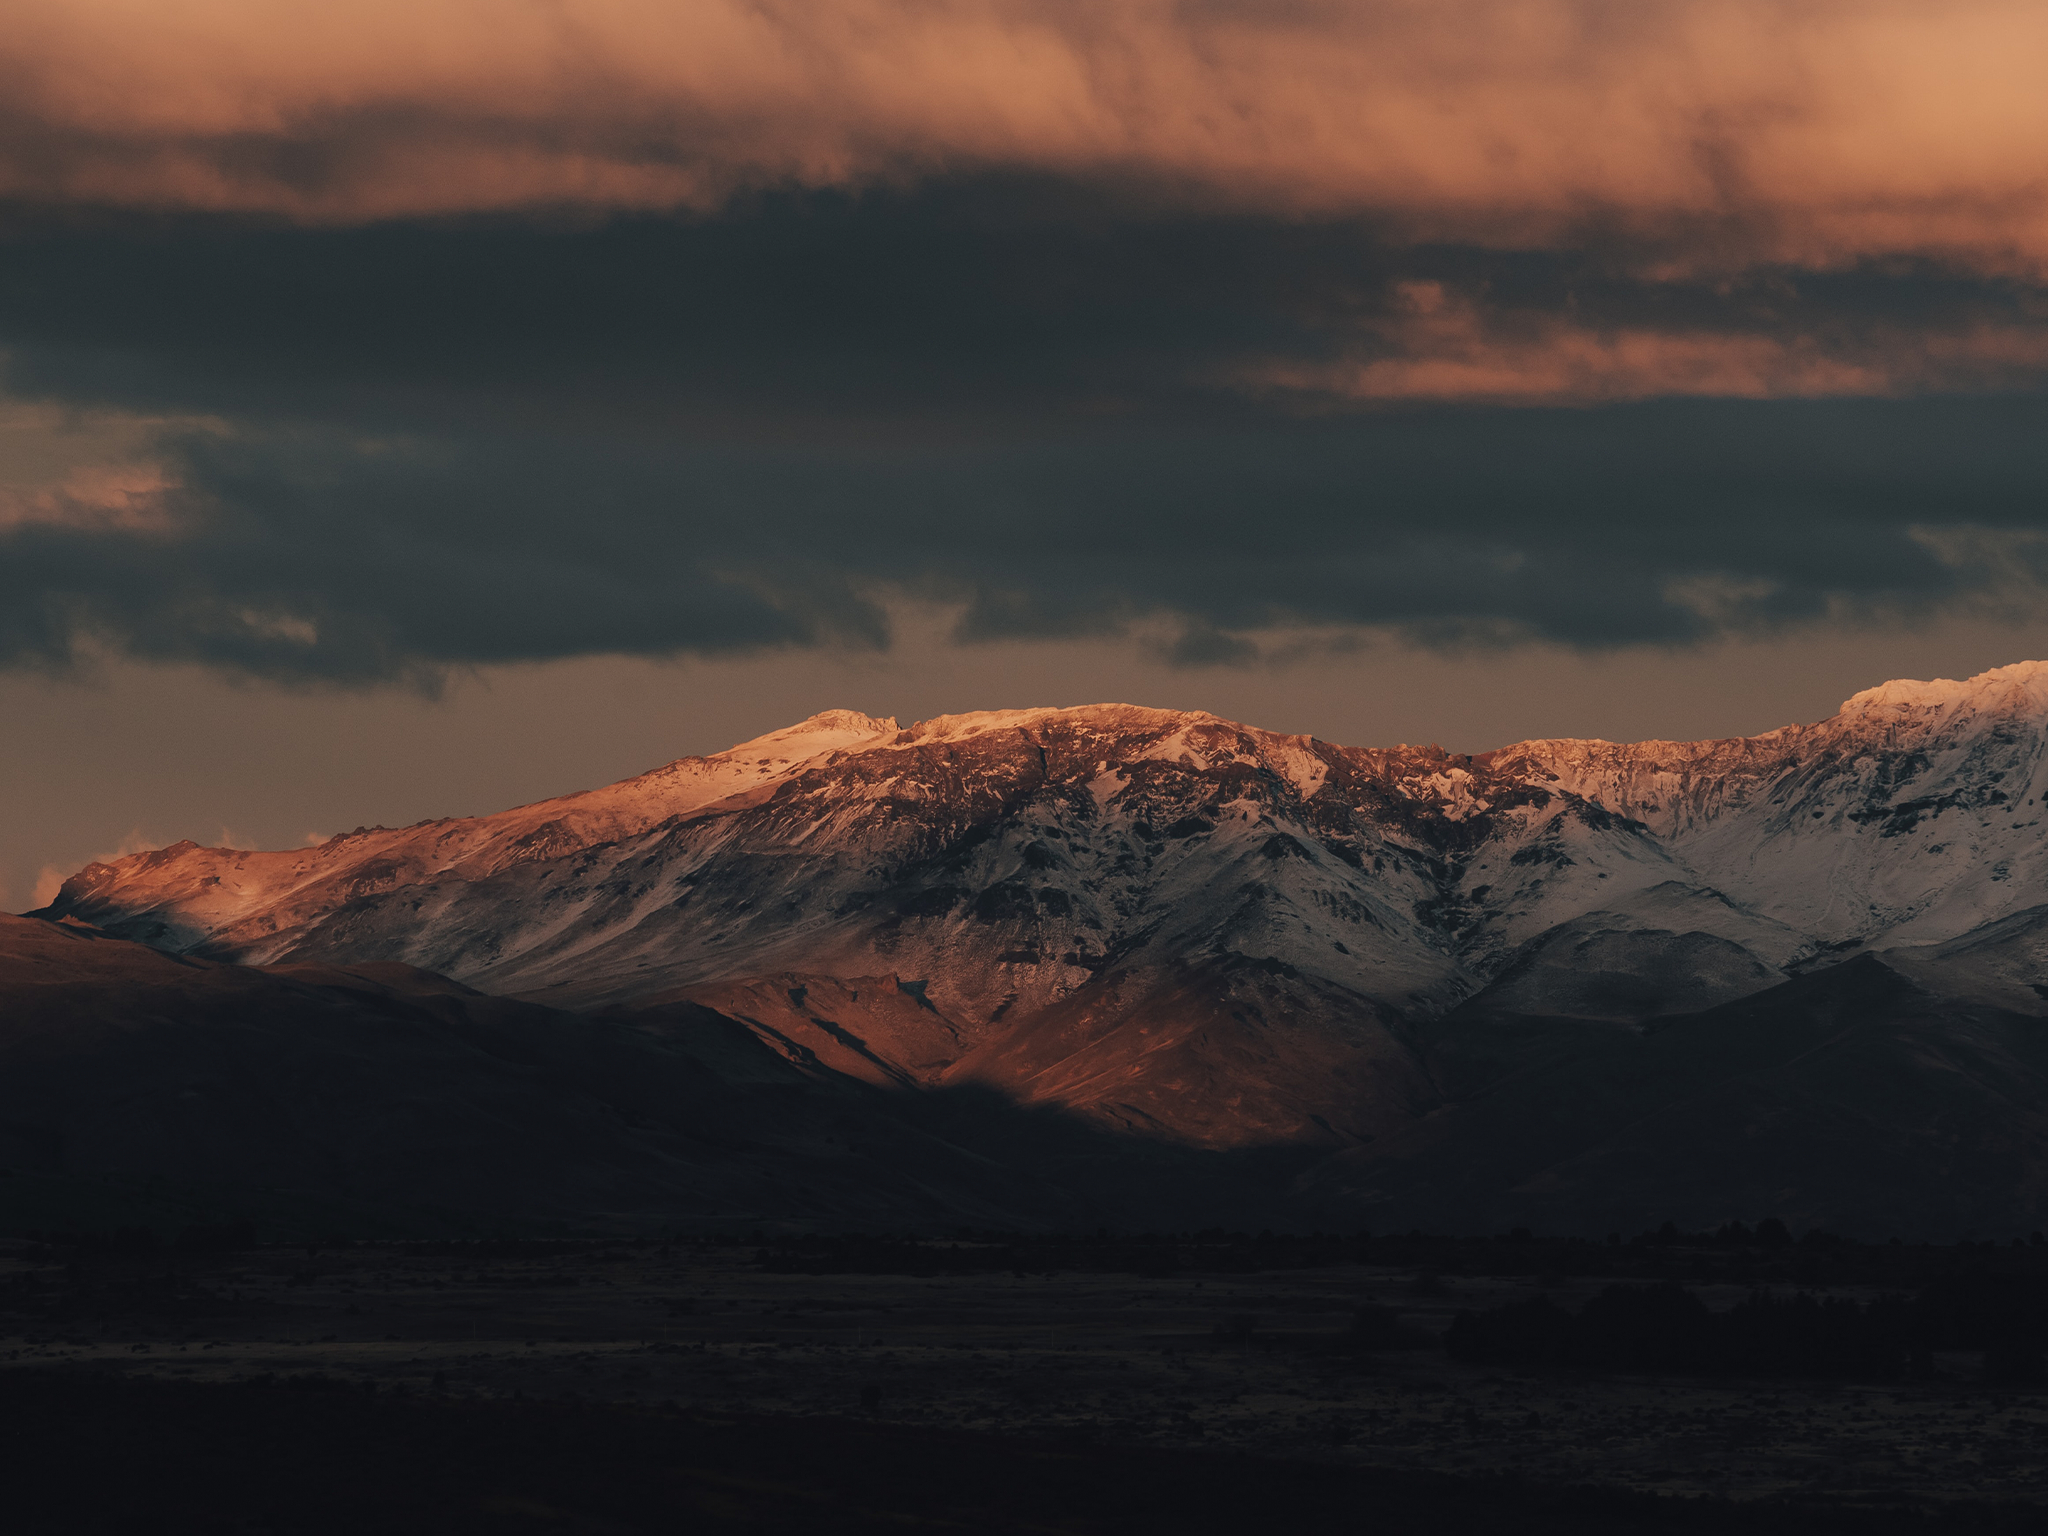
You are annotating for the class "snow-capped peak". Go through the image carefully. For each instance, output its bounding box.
[1837,659,2048,718]
[723,709,900,759]
[46,661,2048,1049]
[891,703,1211,745]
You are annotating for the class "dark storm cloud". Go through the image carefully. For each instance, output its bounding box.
[5,395,2046,682]
[3,184,2047,682]
[8,184,2048,431]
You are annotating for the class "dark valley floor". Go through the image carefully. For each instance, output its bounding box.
[7,1230,2048,1528]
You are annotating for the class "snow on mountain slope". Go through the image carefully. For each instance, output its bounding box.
[45,709,900,956]
[1453,882,1807,1023]
[39,664,2048,1148]
[1489,659,2048,949]
[1878,902,2048,1015]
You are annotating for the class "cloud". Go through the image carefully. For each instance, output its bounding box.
[0,462,179,532]
[1239,280,2048,405]
[1,188,2046,682]
[5,186,2046,426]
[3,37,2047,684]
[4,393,2046,682]
[3,1,2047,277]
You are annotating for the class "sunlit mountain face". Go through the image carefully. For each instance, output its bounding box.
[30,662,2048,1236]
[10,4,2048,1246]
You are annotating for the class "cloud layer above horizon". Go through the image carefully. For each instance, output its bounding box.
[11,1,2048,257]
[5,0,2048,682]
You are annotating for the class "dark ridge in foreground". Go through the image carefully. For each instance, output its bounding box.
[8,909,2048,1239]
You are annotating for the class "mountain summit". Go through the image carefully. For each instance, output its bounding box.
[49,665,2048,1001]
[35,663,2048,1229]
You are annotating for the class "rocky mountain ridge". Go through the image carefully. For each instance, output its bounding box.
[36,662,2048,1170]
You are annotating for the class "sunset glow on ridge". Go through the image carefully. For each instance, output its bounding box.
[11,13,2048,1517]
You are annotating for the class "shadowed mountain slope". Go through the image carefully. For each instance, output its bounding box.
[28,664,2048,1234]
[0,914,1296,1235]
[1324,956,2048,1238]
[6,914,2046,1239]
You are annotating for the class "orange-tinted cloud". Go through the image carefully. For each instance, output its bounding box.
[0,463,178,532]
[1238,280,2048,405]
[0,401,195,532]
[4,0,2046,273]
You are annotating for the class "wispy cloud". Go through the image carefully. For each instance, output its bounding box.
[1237,281,2048,405]
[3,1,2046,273]
[0,462,179,532]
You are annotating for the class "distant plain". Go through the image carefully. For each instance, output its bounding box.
[7,1232,2048,1520]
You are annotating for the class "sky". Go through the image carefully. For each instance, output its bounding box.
[7,0,2048,910]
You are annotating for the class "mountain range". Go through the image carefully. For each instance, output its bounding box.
[19,661,2048,1238]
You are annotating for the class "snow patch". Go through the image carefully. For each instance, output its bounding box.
[1260,740,1329,801]
[1838,660,2048,717]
